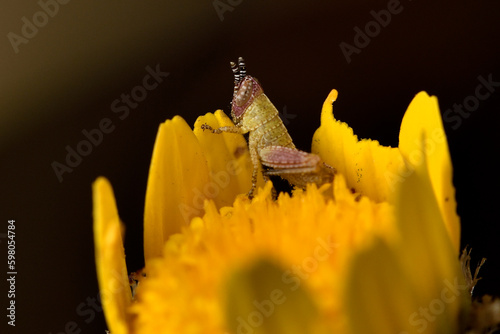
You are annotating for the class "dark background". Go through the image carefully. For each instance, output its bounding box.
[1,1,499,332]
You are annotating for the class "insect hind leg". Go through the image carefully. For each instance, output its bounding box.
[259,146,335,189]
[259,146,322,173]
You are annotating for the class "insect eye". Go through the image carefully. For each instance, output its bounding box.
[234,79,253,107]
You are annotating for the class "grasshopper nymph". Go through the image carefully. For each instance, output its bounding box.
[202,57,335,198]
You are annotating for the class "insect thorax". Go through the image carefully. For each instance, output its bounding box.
[242,94,295,149]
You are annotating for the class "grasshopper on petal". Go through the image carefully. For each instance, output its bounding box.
[202,57,335,198]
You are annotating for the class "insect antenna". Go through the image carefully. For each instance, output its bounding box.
[230,61,240,96]
[238,57,246,79]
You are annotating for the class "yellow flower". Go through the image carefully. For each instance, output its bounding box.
[142,111,263,263]
[93,89,466,334]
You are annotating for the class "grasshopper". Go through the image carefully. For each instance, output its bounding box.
[202,57,335,198]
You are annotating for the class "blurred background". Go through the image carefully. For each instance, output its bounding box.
[1,0,499,332]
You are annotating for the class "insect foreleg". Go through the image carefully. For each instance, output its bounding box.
[202,122,264,198]
[201,124,244,135]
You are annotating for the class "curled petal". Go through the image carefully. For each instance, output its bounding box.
[312,89,403,202]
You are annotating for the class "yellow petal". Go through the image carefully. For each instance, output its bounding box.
[398,92,460,253]
[313,91,459,252]
[394,133,466,316]
[224,258,328,334]
[345,133,466,334]
[144,116,211,265]
[193,110,263,208]
[312,90,403,202]
[93,177,131,334]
